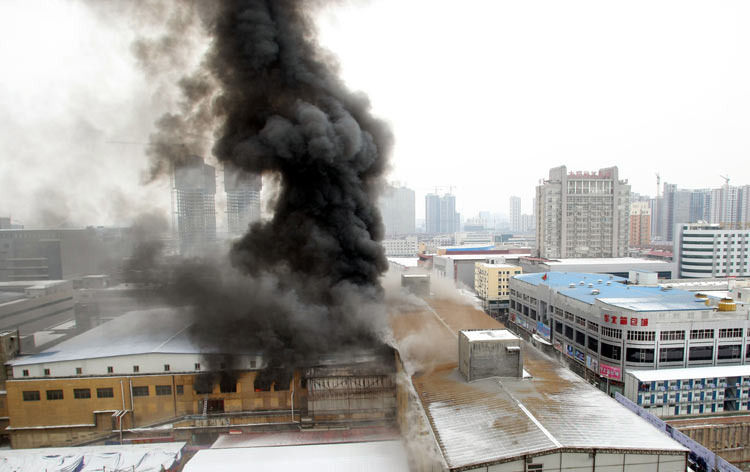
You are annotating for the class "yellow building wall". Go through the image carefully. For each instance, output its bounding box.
[475,264,521,301]
[6,370,303,448]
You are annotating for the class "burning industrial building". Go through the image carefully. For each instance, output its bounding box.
[131,0,394,374]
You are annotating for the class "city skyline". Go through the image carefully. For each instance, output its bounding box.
[2,1,750,227]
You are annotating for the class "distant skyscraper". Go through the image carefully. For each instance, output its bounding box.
[173,156,216,255]
[380,185,415,236]
[629,201,651,247]
[509,196,521,232]
[425,193,459,234]
[520,214,535,233]
[535,166,630,258]
[224,164,261,237]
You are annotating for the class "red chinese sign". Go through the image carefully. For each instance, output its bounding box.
[602,314,648,327]
[599,362,621,380]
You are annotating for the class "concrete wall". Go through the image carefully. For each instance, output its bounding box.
[6,371,300,448]
[677,422,750,464]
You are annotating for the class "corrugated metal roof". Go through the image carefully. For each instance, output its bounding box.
[628,365,750,382]
[413,345,687,470]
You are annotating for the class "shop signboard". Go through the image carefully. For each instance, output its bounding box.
[536,322,551,339]
[574,349,585,363]
[599,362,621,380]
[586,355,599,372]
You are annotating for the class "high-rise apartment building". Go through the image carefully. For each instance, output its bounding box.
[520,214,535,233]
[173,156,216,255]
[629,201,651,247]
[425,193,459,234]
[509,196,521,232]
[535,166,630,258]
[224,165,261,237]
[654,184,750,241]
[673,223,750,278]
[380,185,415,236]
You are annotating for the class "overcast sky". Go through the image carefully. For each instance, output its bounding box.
[1,0,749,228]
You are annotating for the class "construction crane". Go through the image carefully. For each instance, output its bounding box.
[720,175,730,187]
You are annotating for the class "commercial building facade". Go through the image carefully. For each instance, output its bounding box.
[535,166,630,259]
[624,365,750,418]
[382,236,418,257]
[519,256,674,279]
[474,262,522,315]
[673,223,750,278]
[509,272,750,395]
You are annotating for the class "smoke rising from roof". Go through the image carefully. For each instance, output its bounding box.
[138,0,392,369]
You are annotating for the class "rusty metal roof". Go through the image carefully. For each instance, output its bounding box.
[413,345,687,470]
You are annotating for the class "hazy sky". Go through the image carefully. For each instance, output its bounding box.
[1,0,749,227]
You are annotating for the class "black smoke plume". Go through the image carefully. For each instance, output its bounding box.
[141,1,392,371]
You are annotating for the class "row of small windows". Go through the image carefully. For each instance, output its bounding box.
[553,320,748,363]
[23,385,186,401]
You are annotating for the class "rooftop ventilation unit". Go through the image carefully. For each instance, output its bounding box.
[579,281,585,286]
[597,279,603,284]
[606,281,612,286]
[588,283,593,288]
[458,330,523,381]
[591,289,600,295]
[569,283,576,288]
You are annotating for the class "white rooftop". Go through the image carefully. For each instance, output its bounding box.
[183,440,409,472]
[545,258,669,266]
[477,262,520,269]
[461,329,518,342]
[10,308,255,367]
[0,442,185,472]
[387,257,419,268]
[628,365,750,382]
[435,254,498,261]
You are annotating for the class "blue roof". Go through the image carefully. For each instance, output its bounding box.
[444,245,495,252]
[514,272,708,312]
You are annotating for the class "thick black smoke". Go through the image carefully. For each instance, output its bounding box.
[143,0,392,371]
